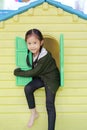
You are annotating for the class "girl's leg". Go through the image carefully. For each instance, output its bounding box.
[24,78,44,127]
[45,87,56,130]
[27,108,39,127]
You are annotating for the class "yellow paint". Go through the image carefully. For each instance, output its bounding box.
[0,3,87,130]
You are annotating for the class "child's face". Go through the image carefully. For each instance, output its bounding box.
[26,35,43,56]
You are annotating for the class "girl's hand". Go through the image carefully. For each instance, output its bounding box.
[14,68,21,75]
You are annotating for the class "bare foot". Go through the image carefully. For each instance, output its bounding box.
[28,112,39,128]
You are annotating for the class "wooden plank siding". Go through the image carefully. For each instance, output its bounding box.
[0,3,87,130]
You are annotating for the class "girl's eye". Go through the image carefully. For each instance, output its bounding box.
[34,42,37,44]
[28,42,31,45]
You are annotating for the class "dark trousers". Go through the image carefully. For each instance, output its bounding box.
[24,78,56,130]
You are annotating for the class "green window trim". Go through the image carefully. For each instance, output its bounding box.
[15,37,32,86]
[60,34,64,87]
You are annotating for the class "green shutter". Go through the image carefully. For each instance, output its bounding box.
[15,37,32,86]
[60,34,64,87]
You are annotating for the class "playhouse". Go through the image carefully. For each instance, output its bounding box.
[0,0,87,130]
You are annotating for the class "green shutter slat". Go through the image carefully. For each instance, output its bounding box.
[60,34,64,87]
[15,37,32,86]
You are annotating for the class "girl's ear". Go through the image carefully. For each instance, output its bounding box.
[41,40,44,46]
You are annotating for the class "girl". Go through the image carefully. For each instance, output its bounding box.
[14,29,60,130]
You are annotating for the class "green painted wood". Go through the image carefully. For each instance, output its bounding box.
[15,37,32,86]
[60,34,64,87]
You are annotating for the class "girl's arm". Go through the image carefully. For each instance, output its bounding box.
[14,62,43,77]
[14,54,49,77]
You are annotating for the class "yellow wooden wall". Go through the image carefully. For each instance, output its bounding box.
[0,3,87,130]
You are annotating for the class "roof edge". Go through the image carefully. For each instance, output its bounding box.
[46,0,87,20]
[0,0,45,22]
